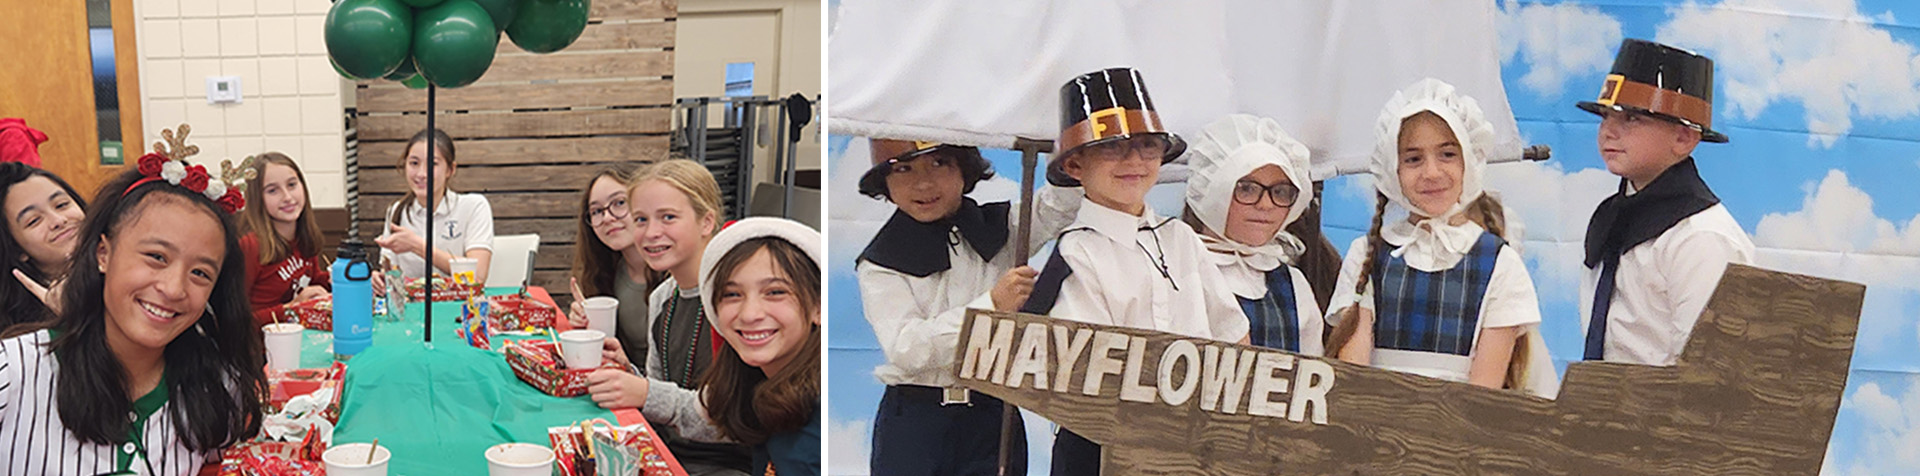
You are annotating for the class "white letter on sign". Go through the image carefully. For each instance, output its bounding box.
[1052,326,1093,393]
[1006,322,1051,390]
[1247,352,1295,418]
[1082,331,1130,397]
[1199,347,1259,414]
[1119,336,1155,403]
[961,315,1016,384]
[1157,340,1201,406]
[1290,358,1335,425]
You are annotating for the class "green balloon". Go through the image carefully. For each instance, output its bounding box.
[399,0,445,7]
[401,73,430,89]
[383,56,418,80]
[412,0,499,88]
[329,56,362,80]
[471,0,519,31]
[324,0,413,80]
[506,0,589,54]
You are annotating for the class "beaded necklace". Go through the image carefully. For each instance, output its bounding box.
[656,292,704,388]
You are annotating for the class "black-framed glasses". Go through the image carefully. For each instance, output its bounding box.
[588,198,630,224]
[1079,135,1169,161]
[1231,180,1299,207]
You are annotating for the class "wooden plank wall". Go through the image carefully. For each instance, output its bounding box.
[353,0,676,294]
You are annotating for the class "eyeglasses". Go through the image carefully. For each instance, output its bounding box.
[1231,180,1299,207]
[588,198,630,224]
[1078,135,1170,161]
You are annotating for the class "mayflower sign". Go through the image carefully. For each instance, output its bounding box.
[958,310,1337,425]
[954,265,1863,475]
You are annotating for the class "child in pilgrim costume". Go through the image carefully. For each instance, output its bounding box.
[854,139,1082,476]
[1576,39,1755,366]
[1180,114,1325,355]
[1324,78,1558,398]
[1024,67,1250,476]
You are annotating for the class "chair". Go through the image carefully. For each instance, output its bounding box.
[487,234,540,288]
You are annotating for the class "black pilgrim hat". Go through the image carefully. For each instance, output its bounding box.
[1049,67,1186,186]
[1576,38,1727,143]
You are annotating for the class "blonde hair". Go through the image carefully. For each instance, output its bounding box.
[627,159,725,234]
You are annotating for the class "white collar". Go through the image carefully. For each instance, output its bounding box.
[1075,198,1170,243]
[1199,233,1301,272]
[407,191,460,218]
[1380,212,1487,272]
[1201,232,1304,298]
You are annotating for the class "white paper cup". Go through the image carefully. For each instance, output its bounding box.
[449,257,480,284]
[323,442,391,476]
[484,442,555,476]
[558,329,606,370]
[263,323,305,373]
[581,296,618,335]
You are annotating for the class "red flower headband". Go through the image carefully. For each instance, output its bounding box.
[127,124,250,214]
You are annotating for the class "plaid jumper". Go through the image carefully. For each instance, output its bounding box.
[1370,231,1505,356]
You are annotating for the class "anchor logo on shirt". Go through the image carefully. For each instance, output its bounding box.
[442,219,462,240]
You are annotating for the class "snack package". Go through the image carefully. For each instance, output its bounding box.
[266,297,333,331]
[548,419,685,476]
[385,269,482,302]
[215,430,327,476]
[457,298,494,350]
[487,292,559,330]
[503,340,622,397]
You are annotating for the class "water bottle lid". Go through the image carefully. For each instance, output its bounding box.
[337,239,368,260]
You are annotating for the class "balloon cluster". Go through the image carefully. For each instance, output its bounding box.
[325,0,591,89]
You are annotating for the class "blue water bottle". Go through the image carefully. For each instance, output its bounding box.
[331,239,374,359]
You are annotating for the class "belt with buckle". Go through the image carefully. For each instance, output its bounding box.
[941,387,972,406]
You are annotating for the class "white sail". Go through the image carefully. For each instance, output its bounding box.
[827,0,1526,180]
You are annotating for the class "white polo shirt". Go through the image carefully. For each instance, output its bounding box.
[0,330,209,475]
[381,190,495,279]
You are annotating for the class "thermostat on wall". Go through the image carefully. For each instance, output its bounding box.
[206,76,243,104]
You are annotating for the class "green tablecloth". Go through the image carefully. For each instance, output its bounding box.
[297,288,612,475]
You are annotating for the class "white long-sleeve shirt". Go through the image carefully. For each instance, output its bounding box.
[1044,200,1250,342]
[856,188,1081,387]
[1580,203,1755,366]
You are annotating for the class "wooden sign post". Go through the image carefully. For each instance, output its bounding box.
[954,264,1863,475]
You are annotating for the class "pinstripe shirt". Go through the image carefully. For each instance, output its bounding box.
[0,330,208,475]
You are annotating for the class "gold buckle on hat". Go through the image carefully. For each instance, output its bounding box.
[1597,74,1624,106]
[941,387,972,406]
[1089,107,1130,139]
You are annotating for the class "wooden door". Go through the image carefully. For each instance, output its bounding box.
[0,0,142,197]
